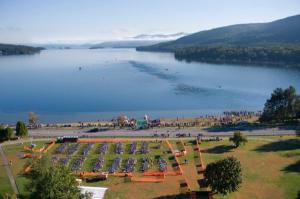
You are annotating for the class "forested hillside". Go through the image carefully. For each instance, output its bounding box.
[0,44,44,55]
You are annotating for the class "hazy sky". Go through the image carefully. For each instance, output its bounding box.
[0,0,299,44]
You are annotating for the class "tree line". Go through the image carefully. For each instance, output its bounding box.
[0,44,43,56]
[0,121,28,141]
[0,112,40,142]
[174,45,300,67]
[260,86,300,123]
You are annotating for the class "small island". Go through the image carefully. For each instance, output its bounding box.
[0,43,44,56]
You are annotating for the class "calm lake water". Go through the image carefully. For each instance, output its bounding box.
[1,48,300,123]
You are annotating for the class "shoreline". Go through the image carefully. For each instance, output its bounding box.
[0,110,261,126]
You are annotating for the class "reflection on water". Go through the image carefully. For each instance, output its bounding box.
[174,84,211,95]
[0,48,300,123]
[129,61,178,81]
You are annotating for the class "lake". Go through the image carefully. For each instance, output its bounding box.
[1,48,300,124]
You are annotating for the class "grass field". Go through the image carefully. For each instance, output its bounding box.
[0,152,14,197]
[1,141,52,198]
[0,136,299,199]
[201,136,300,199]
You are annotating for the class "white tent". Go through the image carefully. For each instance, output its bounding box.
[79,186,107,199]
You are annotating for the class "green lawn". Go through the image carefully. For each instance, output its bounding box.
[0,155,14,197]
[200,137,300,199]
[0,137,299,199]
[1,141,55,198]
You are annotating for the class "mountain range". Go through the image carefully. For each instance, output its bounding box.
[89,40,162,49]
[136,15,300,66]
[132,32,188,40]
[90,32,189,49]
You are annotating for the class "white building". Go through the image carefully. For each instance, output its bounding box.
[79,186,108,199]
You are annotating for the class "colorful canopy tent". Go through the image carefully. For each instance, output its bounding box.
[136,119,148,129]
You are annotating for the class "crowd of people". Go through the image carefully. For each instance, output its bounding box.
[41,111,261,129]
[159,111,261,128]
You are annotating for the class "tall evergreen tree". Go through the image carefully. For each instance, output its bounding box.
[16,121,28,137]
[0,126,13,141]
[4,127,13,140]
[0,125,5,141]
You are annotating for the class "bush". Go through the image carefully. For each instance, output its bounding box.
[229,131,247,148]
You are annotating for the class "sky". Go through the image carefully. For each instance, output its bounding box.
[0,0,300,44]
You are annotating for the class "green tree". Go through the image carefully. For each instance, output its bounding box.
[295,98,300,119]
[0,193,16,199]
[260,86,300,123]
[0,126,13,141]
[229,131,248,148]
[0,125,5,141]
[16,121,28,137]
[29,156,90,199]
[204,157,242,195]
[4,127,13,140]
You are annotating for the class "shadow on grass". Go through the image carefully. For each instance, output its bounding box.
[85,127,110,133]
[296,129,300,137]
[197,179,206,188]
[254,139,300,152]
[282,160,300,173]
[204,122,298,132]
[202,145,235,154]
[153,191,211,199]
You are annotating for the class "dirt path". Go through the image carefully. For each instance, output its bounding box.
[180,144,202,191]
[0,145,19,195]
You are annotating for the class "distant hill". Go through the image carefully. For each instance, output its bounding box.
[132,32,189,40]
[137,15,300,66]
[36,43,92,49]
[90,32,189,49]
[90,40,162,49]
[0,44,44,55]
[137,15,300,52]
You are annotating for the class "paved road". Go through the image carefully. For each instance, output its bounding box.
[28,127,296,138]
[0,145,19,195]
